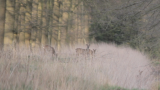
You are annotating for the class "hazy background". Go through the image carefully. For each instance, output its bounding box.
[0,0,160,89]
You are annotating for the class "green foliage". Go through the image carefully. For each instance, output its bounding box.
[99,84,143,90]
[86,0,160,60]
[129,34,160,59]
[89,13,140,45]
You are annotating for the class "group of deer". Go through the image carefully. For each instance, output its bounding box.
[76,44,96,59]
[43,44,96,59]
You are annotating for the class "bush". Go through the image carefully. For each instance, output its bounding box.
[89,13,140,45]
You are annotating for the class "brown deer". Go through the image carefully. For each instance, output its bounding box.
[90,49,96,56]
[43,45,57,57]
[75,48,86,56]
[76,44,90,57]
[76,44,96,59]
[86,49,96,58]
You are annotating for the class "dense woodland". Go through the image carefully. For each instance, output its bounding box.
[0,0,160,59]
[0,0,90,52]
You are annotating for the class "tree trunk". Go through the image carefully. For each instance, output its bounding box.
[25,0,32,47]
[41,0,47,46]
[13,0,20,48]
[57,0,62,51]
[31,0,38,48]
[50,0,55,46]
[46,0,51,45]
[0,0,6,50]
[4,0,15,48]
[19,0,26,47]
[66,0,73,47]
[51,0,58,47]
[36,0,42,48]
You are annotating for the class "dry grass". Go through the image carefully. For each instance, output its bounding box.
[0,43,159,90]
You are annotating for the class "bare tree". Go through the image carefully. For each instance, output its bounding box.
[4,0,15,48]
[0,0,6,50]
[36,0,42,48]
[31,0,38,48]
[18,0,26,47]
[41,0,48,45]
[25,0,32,47]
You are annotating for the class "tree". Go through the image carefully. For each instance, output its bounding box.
[57,0,62,51]
[50,0,56,46]
[65,0,73,46]
[1,0,91,50]
[31,0,38,48]
[36,0,42,48]
[41,0,48,46]
[89,14,140,45]
[19,0,26,47]
[13,0,20,46]
[4,0,15,48]
[0,0,6,50]
[25,0,32,47]
[51,0,63,51]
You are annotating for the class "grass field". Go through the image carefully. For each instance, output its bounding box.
[0,43,159,90]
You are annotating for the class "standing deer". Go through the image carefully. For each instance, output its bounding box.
[86,48,96,58]
[75,48,86,56]
[89,49,96,56]
[76,44,90,57]
[85,44,96,59]
[43,45,57,57]
[76,44,96,59]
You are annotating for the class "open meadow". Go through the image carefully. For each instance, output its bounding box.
[0,43,159,90]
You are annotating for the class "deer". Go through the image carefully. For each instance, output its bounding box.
[85,44,97,59]
[43,45,57,58]
[86,49,96,59]
[76,44,90,57]
[76,44,96,59]
[90,49,96,57]
[75,48,86,56]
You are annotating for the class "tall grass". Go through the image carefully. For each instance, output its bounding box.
[0,43,158,90]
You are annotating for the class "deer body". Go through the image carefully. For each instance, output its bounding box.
[87,49,96,56]
[76,44,96,59]
[43,45,56,57]
[76,48,86,56]
[76,44,90,56]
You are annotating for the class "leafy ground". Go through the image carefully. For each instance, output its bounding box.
[0,43,159,90]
